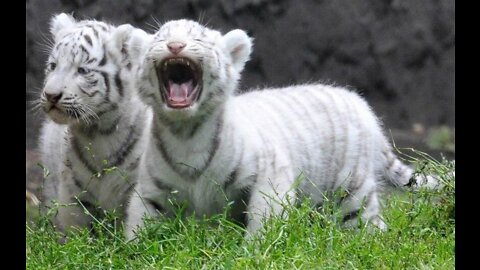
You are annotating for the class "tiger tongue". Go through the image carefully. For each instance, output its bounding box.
[168,80,193,102]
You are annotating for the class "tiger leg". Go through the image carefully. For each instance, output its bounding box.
[340,175,386,231]
[244,168,296,239]
[124,191,164,241]
[55,179,93,233]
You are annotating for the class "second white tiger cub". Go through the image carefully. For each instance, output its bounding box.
[125,19,439,239]
[38,14,152,232]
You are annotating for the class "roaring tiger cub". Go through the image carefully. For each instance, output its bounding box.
[124,19,440,240]
[38,13,152,232]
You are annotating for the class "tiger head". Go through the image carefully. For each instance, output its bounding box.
[41,13,140,125]
[130,19,253,120]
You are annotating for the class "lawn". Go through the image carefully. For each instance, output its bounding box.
[26,154,455,269]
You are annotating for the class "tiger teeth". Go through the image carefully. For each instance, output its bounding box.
[161,58,197,70]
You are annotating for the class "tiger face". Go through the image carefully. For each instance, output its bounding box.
[41,14,133,125]
[134,19,252,119]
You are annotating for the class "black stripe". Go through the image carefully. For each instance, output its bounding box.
[99,48,107,66]
[157,114,208,139]
[121,184,135,220]
[96,103,118,118]
[65,159,73,169]
[86,58,97,64]
[314,90,337,190]
[146,93,159,104]
[100,72,111,102]
[71,138,99,174]
[224,169,239,191]
[84,35,93,46]
[307,91,338,190]
[343,209,360,223]
[114,72,124,97]
[126,156,141,171]
[348,173,366,196]
[333,94,351,186]
[147,165,173,192]
[187,119,205,138]
[158,84,167,103]
[106,125,139,168]
[146,198,165,213]
[92,27,99,38]
[122,184,135,197]
[152,123,178,175]
[152,114,223,179]
[78,124,98,139]
[72,175,84,190]
[80,45,90,61]
[251,98,290,172]
[148,71,155,86]
[229,186,252,227]
[394,166,406,178]
[121,46,128,58]
[386,154,396,170]
[275,93,312,175]
[97,116,122,135]
[79,200,95,212]
[202,116,223,171]
[196,85,204,105]
[79,86,101,97]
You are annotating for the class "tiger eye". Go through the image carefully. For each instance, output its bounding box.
[48,62,56,71]
[78,67,89,74]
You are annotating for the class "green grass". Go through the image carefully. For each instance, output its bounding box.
[26,155,455,269]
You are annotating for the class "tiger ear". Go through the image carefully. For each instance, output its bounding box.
[127,28,153,62]
[108,24,151,65]
[222,29,253,73]
[108,24,135,53]
[50,13,76,39]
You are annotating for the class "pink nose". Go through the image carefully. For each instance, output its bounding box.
[45,92,63,104]
[167,42,186,55]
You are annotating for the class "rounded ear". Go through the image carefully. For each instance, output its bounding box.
[222,29,253,73]
[107,24,135,53]
[126,28,153,62]
[107,24,153,66]
[50,13,76,39]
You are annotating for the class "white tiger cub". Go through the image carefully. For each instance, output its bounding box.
[124,19,440,240]
[38,13,152,232]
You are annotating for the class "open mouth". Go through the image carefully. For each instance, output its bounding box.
[156,57,202,109]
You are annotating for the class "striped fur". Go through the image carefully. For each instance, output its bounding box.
[125,19,440,240]
[38,14,152,232]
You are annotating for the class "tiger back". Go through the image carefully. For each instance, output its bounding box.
[124,19,441,240]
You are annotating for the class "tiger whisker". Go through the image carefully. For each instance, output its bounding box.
[150,15,162,29]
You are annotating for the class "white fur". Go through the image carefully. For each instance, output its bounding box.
[125,19,440,240]
[49,13,76,40]
[39,14,152,232]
